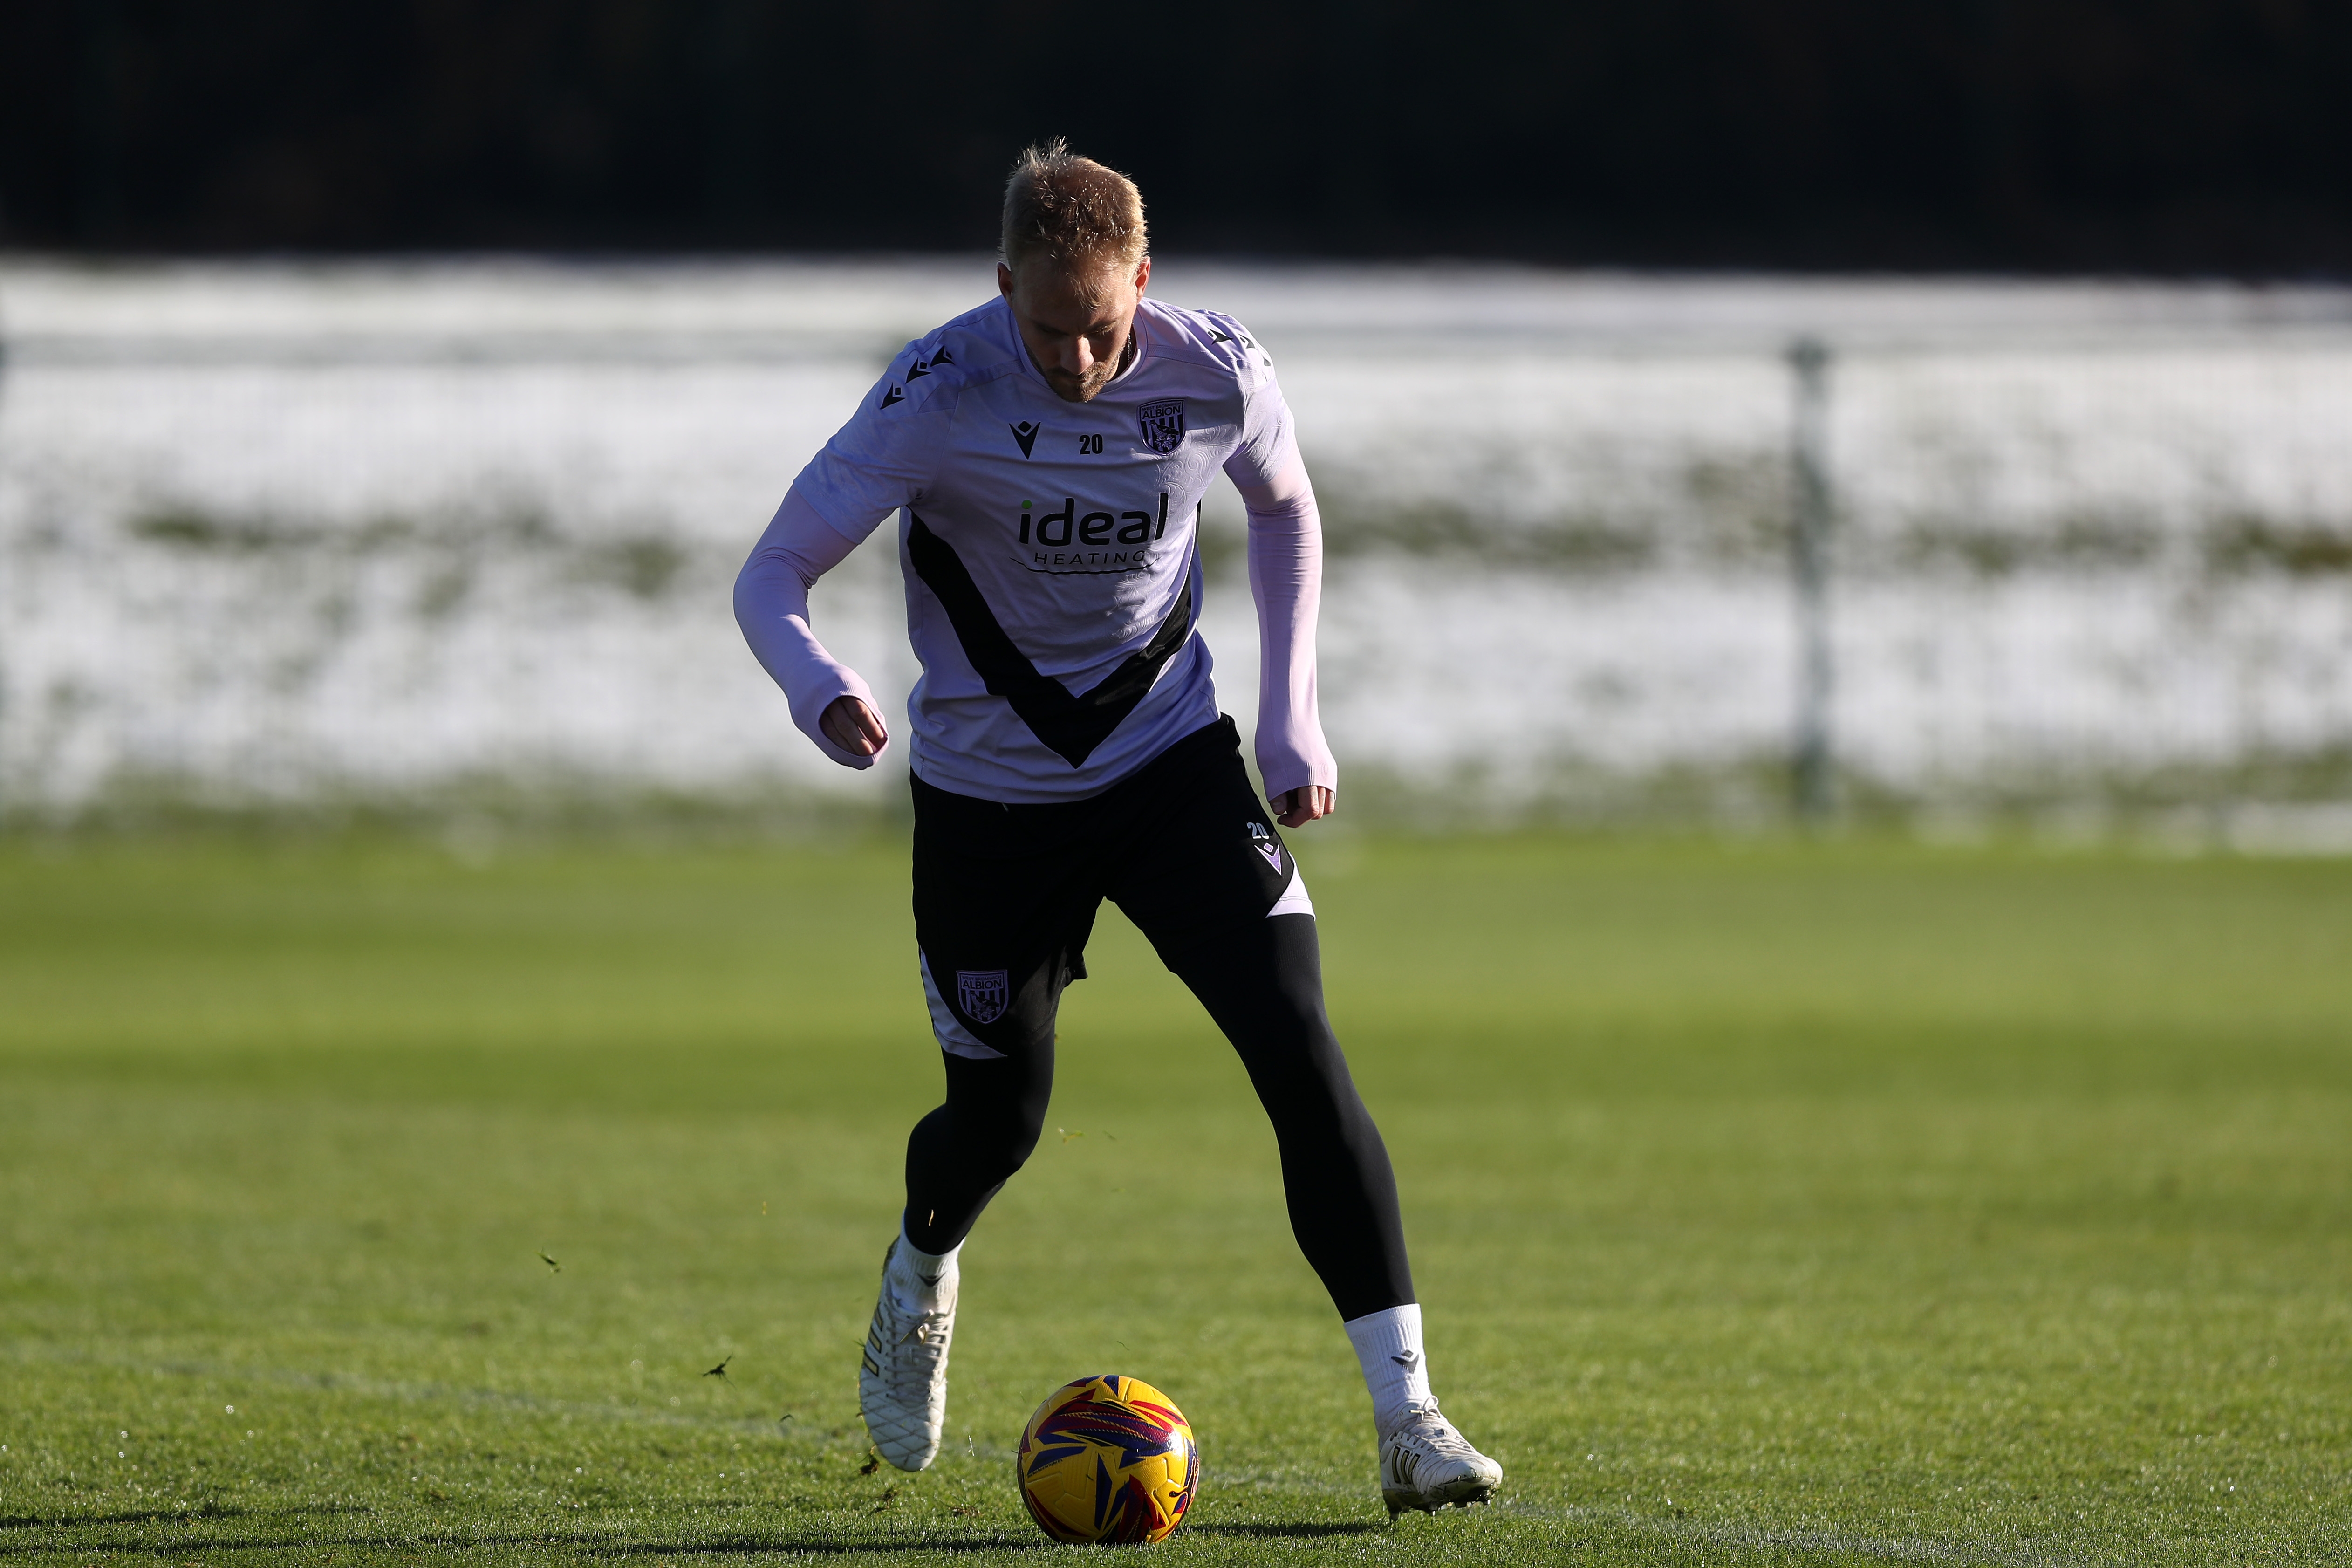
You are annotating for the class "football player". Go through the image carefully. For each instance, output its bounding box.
[735,140,1500,1516]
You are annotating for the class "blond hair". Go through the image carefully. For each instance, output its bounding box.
[999,138,1148,279]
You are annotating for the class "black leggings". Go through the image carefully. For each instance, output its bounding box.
[900,719,1415,1322]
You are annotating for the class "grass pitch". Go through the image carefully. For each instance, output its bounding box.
[1,830,2346,1565]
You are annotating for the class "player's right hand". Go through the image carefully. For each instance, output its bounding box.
[821,694,889,757]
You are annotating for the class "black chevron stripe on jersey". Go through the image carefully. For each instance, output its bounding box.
[906,514,1194,768]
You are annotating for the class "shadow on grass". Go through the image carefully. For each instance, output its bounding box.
[0,1523,1041,1559]
[1186,1521,1388,1539]
[0,1502,372,1531]
[0,1503,1385,1556]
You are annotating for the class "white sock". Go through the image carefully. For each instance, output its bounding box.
[1345,1303,1438,1438]
[888,1222,960,1311]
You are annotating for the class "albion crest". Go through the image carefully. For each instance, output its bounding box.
[1138,398,1186,454]
[956,968,1009,1025]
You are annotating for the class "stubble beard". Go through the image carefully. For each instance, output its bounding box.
[1046,371,1102,403]
[1043,329,1135,404]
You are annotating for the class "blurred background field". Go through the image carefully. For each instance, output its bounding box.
[5,260,2352,838]
[2,833,2348,1564]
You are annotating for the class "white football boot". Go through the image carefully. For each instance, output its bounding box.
[857,1239,957,1472]
[1380,1408,1503,1515]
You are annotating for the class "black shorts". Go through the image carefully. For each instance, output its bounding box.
[911,715,1311,1059]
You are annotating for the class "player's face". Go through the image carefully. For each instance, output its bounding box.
[998,255,1152,404]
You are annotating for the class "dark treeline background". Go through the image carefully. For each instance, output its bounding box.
[6,0,2351,271]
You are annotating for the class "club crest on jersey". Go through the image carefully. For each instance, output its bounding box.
[956,969,1009,1025]
[1138,398,1186,454]
[1247,821,1283,874]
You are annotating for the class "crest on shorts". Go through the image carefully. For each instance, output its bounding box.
[1138,398,1186,454]
[956,969,1009,1025]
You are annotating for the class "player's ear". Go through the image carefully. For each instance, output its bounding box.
[998,261,1017,301]
[1132,255,1151,295]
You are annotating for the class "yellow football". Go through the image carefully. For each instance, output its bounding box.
[1015,1374,1199,1544]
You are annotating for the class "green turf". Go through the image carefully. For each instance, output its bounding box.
[1,831,2346,1565]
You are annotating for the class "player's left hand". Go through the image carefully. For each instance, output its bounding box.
[1272,786,1334,829]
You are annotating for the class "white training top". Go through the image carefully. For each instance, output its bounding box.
[736,291,1336,805]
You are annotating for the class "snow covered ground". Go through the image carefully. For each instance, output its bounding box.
[2,258,2348,824]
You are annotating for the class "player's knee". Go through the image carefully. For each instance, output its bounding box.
[1002,1119,1046,1176]
[1267,1022,1354,1102]
[1274,1095,1357,1159]
[959,1096,1046,1182]
[1259,970,1341,1062]
[1264,1048,1377,1145]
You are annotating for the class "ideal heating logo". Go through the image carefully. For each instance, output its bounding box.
[1014,493,1173,574]
[1017,493,1169,548]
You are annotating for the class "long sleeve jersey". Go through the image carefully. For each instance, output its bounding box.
[734,292,1336,805]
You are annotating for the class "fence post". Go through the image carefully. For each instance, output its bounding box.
[1787,336,1836,826]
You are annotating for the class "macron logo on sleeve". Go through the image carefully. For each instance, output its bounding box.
[883,345,953,409]
[1009,421,1040,458]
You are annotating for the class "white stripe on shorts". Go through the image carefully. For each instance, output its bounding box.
[919,951,1006,1060]
[1267,866,1314,919]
